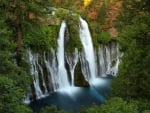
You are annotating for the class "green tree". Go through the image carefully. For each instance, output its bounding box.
[100,97,139,113]
[0,6,32,113]
[0,1,53,112]
[112,0,150,98]
[97,31,111,44]
[112,13,150,99]
[0,9,31,91]
[0,76,32,113]
[2,0,50,64]
[80,97,139,113]
[142,110,150,113]
[116,0,150,31]
[49,0,82,12]
[111,1,150,112]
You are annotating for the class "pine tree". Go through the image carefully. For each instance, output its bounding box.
[0,0,51,112]
[2,0,50,65]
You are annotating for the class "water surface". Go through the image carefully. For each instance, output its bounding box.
[30,77,111,113]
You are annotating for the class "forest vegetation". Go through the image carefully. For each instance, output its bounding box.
[0,0,150,113]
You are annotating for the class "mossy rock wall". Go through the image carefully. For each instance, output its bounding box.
[74,61,89,87]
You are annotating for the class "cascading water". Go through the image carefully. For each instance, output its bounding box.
[97,43,121,77]
[79,17,97,80]
[56,21,70,88]
[28,50,48,99]
[66,48,78,86]
[98,46,106,77]
[105,46,112,75]
[79,17,122,83]
[26,18,122,103]
[44,48,58,91]
[79,52,90,81]
[109,43,121,76]
[37,56,48,94]
[25,21,71,102]
[30,52,42,98]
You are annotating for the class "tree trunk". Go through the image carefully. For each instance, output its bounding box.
[16,19,22,66]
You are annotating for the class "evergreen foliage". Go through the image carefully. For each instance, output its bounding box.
[40,106,69,113]
[112,0,150,99]
[111,1,150,113]
[0,0,51,112]
[0,76,32,113]
[98,31,111,44]
[80,97,139,113]
[97,3,107,24]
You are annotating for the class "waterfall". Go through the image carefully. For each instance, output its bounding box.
[105,46,111,75]
[79,52,90,81]
[25,18,122,103]
[79,17,97,80]
[28,50,48,99]
[97,43,121,77]
[66,48,79,86]
[109,43,121,76]
[56,21,70,88]
[79,17,121,79]
[44,48,58,91]
[98,46,106,77]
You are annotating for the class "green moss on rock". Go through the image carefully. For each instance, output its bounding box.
[54,8,82,53]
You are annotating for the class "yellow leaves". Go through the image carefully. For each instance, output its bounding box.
[84,0,92,7]
[108,0,118,5]
[110,0,113,4]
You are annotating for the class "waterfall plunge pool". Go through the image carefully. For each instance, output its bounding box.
[29,77,112,113]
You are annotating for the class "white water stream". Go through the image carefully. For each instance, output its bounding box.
[25,18,121,103]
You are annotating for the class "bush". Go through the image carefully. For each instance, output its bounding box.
[98,31,111,44]
[40,106,69,113]
[80,97,139,113]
